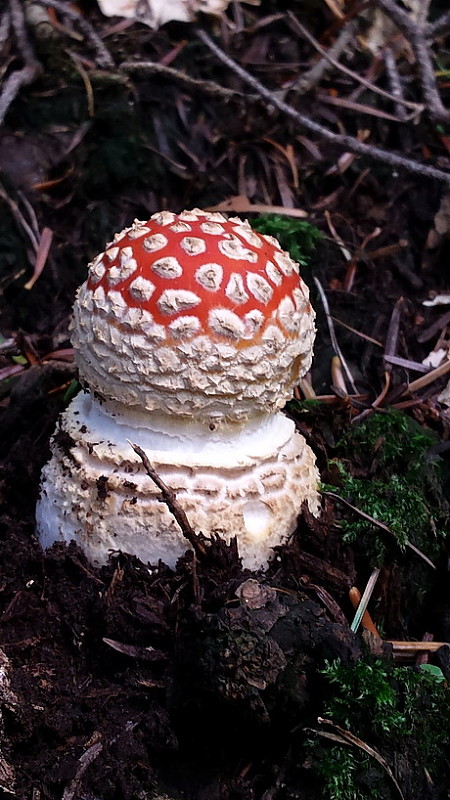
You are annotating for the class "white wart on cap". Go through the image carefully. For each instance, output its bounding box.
[71,209,316,422]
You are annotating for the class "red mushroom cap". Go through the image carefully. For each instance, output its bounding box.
[71,209,315,422]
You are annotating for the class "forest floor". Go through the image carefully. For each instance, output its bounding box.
[2,1,450,799]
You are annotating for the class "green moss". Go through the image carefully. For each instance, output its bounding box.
[322,410,448,563]
[324,463,432,556]
[307,657,450,799]
[250,214,323,266]
[338,410,438,481]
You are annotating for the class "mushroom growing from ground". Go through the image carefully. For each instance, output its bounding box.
[36,209,320,570]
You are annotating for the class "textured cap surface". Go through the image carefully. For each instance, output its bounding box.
[36,393,320,570]
[71,209,315,421]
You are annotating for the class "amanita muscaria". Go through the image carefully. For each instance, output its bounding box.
[36,209,320,569]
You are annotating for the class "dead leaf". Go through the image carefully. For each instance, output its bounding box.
[97,0,259,28]
[102,637,166,661]
[207,195,308,218]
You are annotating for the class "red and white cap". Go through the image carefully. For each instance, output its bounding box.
[71,209,315,422]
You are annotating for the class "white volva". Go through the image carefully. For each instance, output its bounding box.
[36,209,320,569]
[36,393,319,570]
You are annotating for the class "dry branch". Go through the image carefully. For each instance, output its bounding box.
[0,0,41,126]
[372,0,450,123]
[428,10,450,39]
[292,17,357,94]
[36,0,114,67]
[0,10,10,52]
[289,13,422,113]
[130,442,207,559]
[120,60,252,100]
[195,27,450,184]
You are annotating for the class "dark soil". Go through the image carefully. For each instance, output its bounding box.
[2,2,450,798]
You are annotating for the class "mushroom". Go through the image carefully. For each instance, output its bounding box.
[36,209,319,570]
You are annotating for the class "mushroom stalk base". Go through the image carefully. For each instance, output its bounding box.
[36,393,320,570]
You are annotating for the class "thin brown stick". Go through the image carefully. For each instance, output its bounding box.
[0,10,10,52]
[289,14,422,112]
[62,739,103,800]
[316,92,412,123]
[130,442,207,559]
[387,640,449,653]
[36,0,114,68]
[383,46,408,121]
[350,567,380,633]
[120,60,253,100]
[408,358,450,392]
[0,0,41,126]
[427,10,450,39]
[314,277,357,393]
[383,297,403,373]
[330,317,384,347]
[411,30,450,123]
[293,18,357,94]
[195,27,450,184]
[0,184,39,251]
[372,0,450,123]
[322,490,436,569]
[313,719,406,800]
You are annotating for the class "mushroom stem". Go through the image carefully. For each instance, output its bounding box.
[37,392,319,570]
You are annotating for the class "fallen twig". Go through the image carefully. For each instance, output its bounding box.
[372,0,450,123]
[317,92,413,123]
[289,14,423,114]
[428,10,450,39]
[308,718,405,800]
[384,46,408,122]
[130,442,207,559]
[195,27,450,184]
[24,227,53,290]
[292,17,358,94]
[36,0,114,68]
[330,317,383,347]
[0,10,10,52]
[0,0,41,126]
[350,568,381,633]
[322,490,436,570]
[349,585,380,636]
[383,355,430,373]
[387,640,449,653]
[314,277,357,393]
[62,736,103,800]
[407,358,450,393]
[120,60,254,100]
